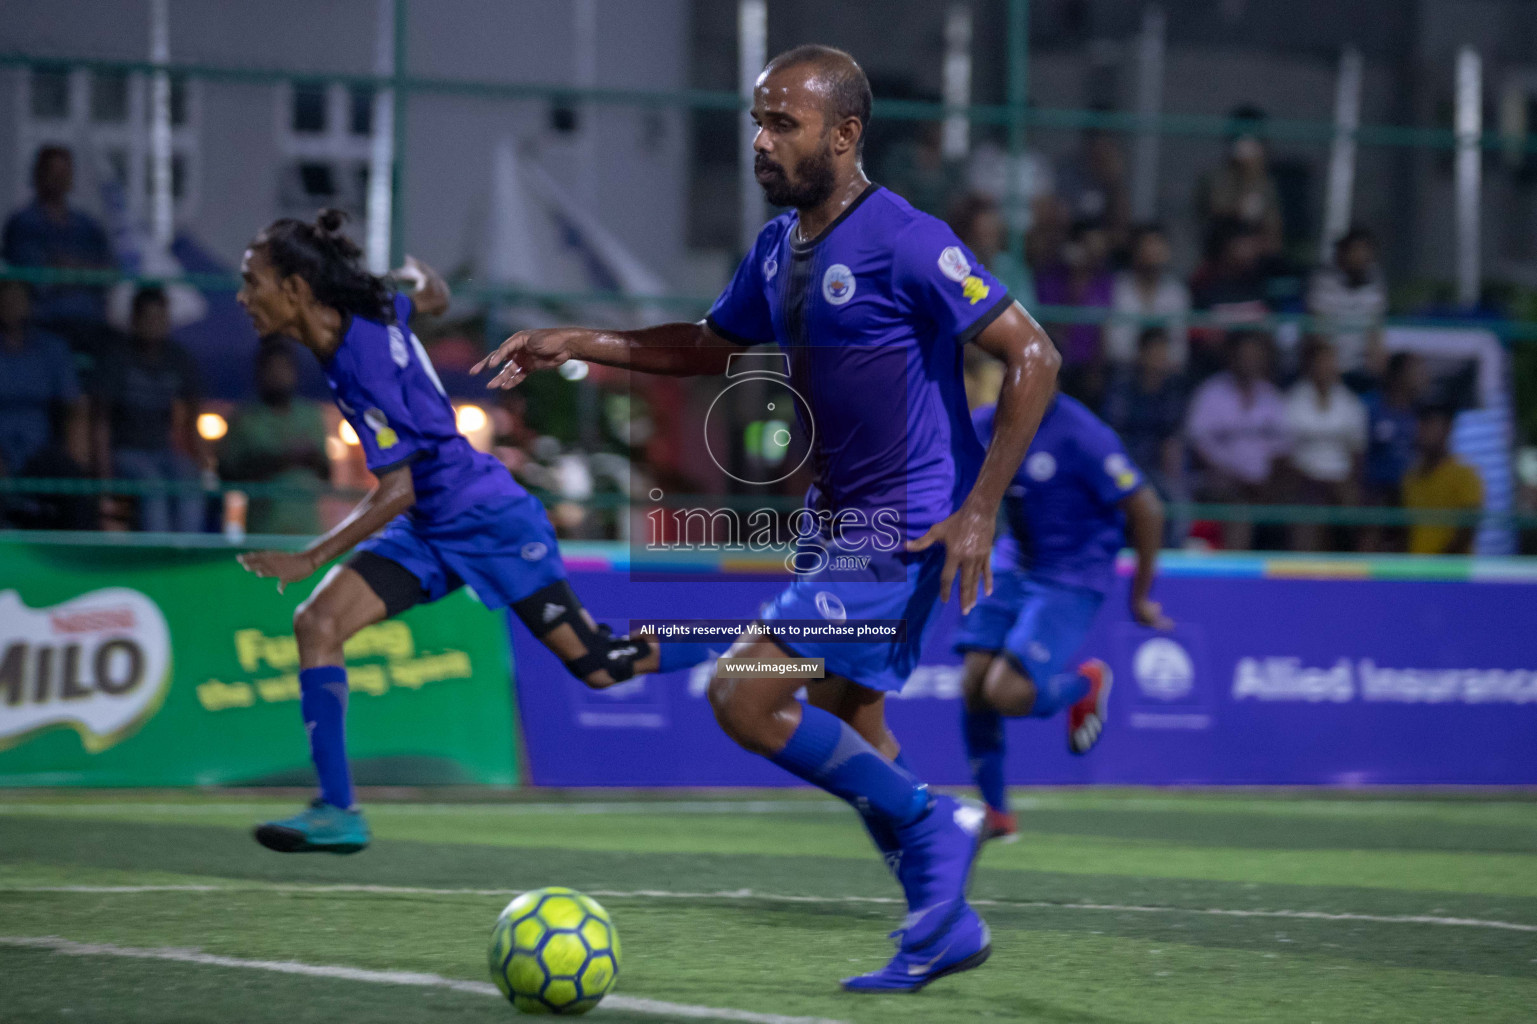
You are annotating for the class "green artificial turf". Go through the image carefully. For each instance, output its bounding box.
[2,790,1534,1023]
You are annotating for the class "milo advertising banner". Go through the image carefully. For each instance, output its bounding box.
[0,539,516,786]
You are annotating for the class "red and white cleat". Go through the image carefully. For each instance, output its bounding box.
[982,807,1018,844]
[1067,659,1113,755]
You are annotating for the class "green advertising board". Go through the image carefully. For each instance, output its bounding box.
[0,537,517,786]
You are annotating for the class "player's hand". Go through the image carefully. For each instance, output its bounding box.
[472,328,584,389]
[238,550,317,594]
[1132,597,1174,631]
[907,504,995,615]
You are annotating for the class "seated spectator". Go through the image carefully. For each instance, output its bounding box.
[1284,338,1367,551]
[1107,224,1190,368]
[1196,106,1284,254]
[220,342,330,535]
[0,279,95,529]
[1189,218,1271,380]
[1101,327,1187,502]
[1055,125,1130,246]
[1184,330,1289,550]
[1402,404,1483,555]
[948,193,1034,307]
[1035,218,1114,379]
[2,146,114,353]
[1360,352,1426,551]
[1307,226,1388,387]
[91,287,205,533]
[881,121,960,218]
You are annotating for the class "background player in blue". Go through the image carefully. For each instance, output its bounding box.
[956,394,1172,841]
[234,210,653,855]
[473,47,1061,991]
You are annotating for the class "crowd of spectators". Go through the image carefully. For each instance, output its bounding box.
[932,108,1487,553]
[0,133,1493,552]
[0,145,243,533]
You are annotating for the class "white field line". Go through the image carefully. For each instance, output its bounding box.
[0,935,849,1024]
[4,883,1535,935]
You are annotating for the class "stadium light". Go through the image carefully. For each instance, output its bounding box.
[455,403,488,434]
[196,412,228,441]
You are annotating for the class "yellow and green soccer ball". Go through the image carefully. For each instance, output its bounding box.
[489,887,620,1015]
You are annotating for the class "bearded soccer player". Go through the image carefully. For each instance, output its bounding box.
[474,46,1059,991]
[956,394,1172,842]
[234,211,653,854]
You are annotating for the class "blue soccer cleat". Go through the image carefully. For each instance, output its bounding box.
[886,794,985,951]
[842,904,992,992]
[253,799,370,854]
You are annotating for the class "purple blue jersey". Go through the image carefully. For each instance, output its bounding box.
[706,185,1012,546]
[325,294,525,522]
[975,394,1144,596]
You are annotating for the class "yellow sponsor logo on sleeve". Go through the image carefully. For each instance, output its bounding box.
[961,275,991,306]
[375,426,399,449]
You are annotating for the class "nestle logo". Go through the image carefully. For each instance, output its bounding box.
[50,608,136,634]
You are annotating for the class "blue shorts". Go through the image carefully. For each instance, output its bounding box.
[357,493,566,609]
[761,545,946,693]
[952,570,1104,684]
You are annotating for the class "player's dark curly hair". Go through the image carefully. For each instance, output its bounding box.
[254,209,395,324]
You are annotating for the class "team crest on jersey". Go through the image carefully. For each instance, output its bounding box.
[1104,453,1138,490]
[762,257,778,282]
[521,542,548,562]
[822,264,856,306]
[388,326,410,368]
[1025,451,1057,482]
[938,246,971,283]
[363,408,398,449]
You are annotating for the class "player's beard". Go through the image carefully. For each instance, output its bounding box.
[756,141,836,209]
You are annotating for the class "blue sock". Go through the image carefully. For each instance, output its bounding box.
[961,705,1008,813]
[299,666,353,810]
[657,641,717,674]
[860,746,918,863]
[770,704,931,829]
[1028,670,1091,719]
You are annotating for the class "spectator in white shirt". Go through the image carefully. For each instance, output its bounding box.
[1284,337,1367,551]
[1185,330,1289,550]
[1107,224,1190,369]
[1306,226,1387,385]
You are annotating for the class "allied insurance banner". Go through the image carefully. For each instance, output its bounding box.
[0,539,516,786]
[512,556,1537,787]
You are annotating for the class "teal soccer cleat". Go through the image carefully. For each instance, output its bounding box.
[253,799,370,854]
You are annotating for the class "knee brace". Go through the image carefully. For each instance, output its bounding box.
[511,580,652,683]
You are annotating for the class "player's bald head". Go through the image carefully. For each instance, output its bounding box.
[761,45,872,153]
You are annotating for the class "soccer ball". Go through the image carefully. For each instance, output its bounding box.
[488,886,620,1015]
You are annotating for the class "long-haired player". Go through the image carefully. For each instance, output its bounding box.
[235,209,653,854]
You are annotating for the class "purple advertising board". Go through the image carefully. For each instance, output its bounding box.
[509,552,1537,787]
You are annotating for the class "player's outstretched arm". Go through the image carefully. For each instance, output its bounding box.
[1121,485,1174,630]
[472,321,745,389]
[238,464,416,593]
[909,302,1060,613]
[393,255,450,317]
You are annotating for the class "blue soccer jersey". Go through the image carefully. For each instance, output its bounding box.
[706,185,1011,547]
[326,294,525,521]
[976,395,1144,596]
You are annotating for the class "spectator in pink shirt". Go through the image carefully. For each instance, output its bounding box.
[1185,330,1289,549]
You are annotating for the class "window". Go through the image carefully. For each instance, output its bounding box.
[292,81,328,133]
[349,86,375,136]
[15,68,202,224]
[91,71,129,123]
[276,81,377,219]
[29,66,71,119]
